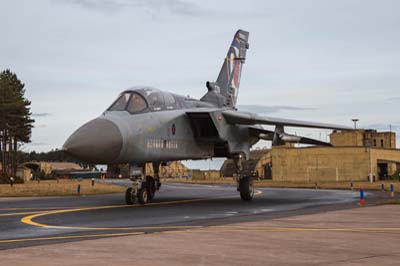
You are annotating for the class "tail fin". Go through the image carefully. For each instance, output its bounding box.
[216,30,249,107]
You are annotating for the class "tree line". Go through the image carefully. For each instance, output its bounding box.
[0,69,34,181]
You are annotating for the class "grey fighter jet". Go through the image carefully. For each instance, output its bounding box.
[63,30,351,204]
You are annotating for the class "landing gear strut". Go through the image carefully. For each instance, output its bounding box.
[234,153,254,201]
[125,163,162,205]
[146,175,156,200]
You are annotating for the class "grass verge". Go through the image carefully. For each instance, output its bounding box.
[0,179,125,197]
[165,178,400,191]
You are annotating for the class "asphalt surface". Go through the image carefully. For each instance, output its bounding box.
[0,181,367,250]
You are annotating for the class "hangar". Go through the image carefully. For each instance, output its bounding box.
[221,129,400,182]
[19,162,85,180]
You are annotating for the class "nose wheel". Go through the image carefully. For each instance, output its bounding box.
[125,176,160,205]
[239,176,254,201]
[125,187,136,205]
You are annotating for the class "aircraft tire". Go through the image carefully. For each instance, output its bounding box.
[239,177,254,201]
[125,187,135,205]
[137,188,149,204]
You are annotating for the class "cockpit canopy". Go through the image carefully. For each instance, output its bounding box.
[107,87,177,114]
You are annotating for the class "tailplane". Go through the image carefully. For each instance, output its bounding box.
[201,30,249,108]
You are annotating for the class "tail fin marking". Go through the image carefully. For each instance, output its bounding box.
[216,30,249,107]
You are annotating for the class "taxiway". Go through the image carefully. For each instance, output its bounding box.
[0,182,361,250]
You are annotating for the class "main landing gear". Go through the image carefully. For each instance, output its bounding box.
[234,153,254,201]
[125,163,161,205]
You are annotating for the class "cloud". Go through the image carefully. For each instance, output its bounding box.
[32,113,51,117]
[237,104,316,114]
[55,0,205,16]
[25,142,49,147]
[386,97,400,101]
[1,0,399,154]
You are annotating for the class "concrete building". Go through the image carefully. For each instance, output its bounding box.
[191,169,221,180]
[16,166,32,181]
[330,129,396,148]
[221,130,400,182]
[271,146,400,182]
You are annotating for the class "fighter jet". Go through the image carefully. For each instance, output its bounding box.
[63,30,351,204]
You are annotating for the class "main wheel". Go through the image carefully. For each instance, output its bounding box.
[239,177,254,201]
[137,188,149,204]
[125,187,135,205]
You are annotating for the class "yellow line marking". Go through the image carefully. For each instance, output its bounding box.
[24,225,204,231]
[206,226,400,233]
[2,189,262,212]
[210,225,400,231]
[0,211,42,217]
[0,232,144,244]
[6,187,400,243]
[21,198,221,228]
[162,228,400,234]
[0,206,86,211]
[20,189,264,230]
[2,226,398,245]
[3,226,399,246]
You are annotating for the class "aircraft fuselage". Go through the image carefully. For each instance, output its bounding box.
[104,108,215,163]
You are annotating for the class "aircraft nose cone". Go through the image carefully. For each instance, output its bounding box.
[63,118,123,163]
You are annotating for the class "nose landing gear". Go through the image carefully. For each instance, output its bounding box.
[238,176,254,201]
[125,187,136,205]
[125,163,161,205]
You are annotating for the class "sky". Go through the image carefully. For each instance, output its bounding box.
[1,0,399,169]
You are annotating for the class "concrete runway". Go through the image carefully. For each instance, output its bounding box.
[0,181,362,250]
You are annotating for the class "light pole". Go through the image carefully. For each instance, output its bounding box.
[351,119,359,129]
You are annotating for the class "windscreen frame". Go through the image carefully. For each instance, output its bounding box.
[107,92,149,114]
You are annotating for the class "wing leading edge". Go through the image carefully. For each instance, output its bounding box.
[248,127,332,146]
[222,110,351,130]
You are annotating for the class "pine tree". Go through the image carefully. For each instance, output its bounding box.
[0,69,34,182]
